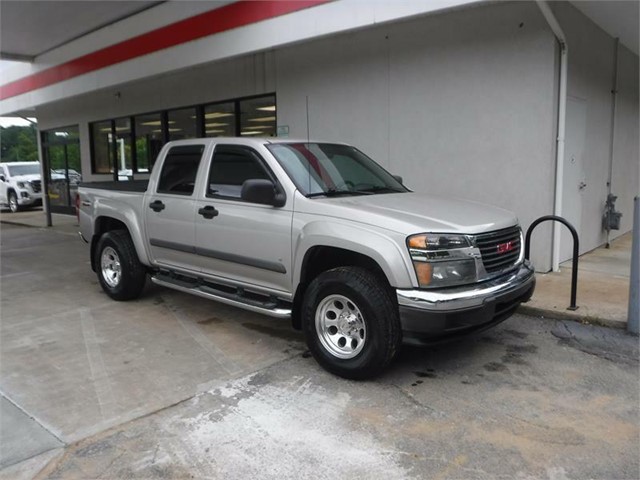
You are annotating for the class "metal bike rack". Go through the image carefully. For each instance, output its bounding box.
[524,215,579,311]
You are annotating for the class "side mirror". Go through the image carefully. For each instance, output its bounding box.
[392,175,403,185]
[241,179,285,207]
[0,175,5,182]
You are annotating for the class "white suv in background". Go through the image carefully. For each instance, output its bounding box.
[0,162,44,212]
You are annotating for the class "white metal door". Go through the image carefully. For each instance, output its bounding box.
[560,96,587,262]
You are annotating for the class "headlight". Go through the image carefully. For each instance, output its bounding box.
[407,233,477,288]
[16,182,25,188]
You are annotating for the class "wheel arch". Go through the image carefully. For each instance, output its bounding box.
[291,245,404,330]
[90,215,148,271]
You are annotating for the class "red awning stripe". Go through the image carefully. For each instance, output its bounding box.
[0,0,329,101]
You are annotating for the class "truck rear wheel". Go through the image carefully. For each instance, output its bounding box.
[301,266,401,379]
[96,230,146,301]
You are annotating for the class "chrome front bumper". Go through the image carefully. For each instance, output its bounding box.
[396,262,535,343]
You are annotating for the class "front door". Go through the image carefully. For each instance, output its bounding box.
[195,145,293,293]
[560,96,587,262]
[41,126,81,215]
[145,144,206,272]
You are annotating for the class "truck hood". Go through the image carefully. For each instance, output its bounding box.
[299,192,519,235]
[12,174,41,182]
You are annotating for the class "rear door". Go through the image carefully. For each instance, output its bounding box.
[145,144,206,272]
[194,144,293,293]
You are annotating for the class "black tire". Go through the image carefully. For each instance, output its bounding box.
[8,191,19,213]
[95,230,146,301]
[301,266,401,380]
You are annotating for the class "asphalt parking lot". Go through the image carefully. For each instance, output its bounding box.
[1,222,638,479]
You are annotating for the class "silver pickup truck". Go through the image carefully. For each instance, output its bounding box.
[78,138,535,379]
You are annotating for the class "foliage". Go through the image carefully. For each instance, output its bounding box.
[0,124,39,162]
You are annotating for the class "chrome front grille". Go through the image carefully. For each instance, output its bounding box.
[30,180,42,193]
[474,226,522,274]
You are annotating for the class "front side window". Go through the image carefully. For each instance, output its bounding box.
[267,143,407,197]
[207,146,271,199]
[157,145,205,195]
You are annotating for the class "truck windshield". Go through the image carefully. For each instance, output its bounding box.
[8,164,41,176]
[267,143,407,197]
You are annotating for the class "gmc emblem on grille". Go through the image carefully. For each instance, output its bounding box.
[496,241,515,254]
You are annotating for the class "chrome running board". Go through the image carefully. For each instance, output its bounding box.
[151,273,292,319]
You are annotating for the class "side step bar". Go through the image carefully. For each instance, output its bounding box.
[150,273,292,319]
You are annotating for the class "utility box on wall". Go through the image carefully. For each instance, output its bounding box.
[603,194,622,231]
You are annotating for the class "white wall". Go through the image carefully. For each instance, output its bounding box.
[552,2,639,253]
[37,1,560,269]
[276,1,557,269]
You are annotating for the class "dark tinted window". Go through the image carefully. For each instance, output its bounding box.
[91,121,113,174]
[167,107,197,141]
[157,145,205,195]
[208,146,270,199]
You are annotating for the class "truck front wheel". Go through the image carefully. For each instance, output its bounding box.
[301,266,401,379]
[95,230,146,301]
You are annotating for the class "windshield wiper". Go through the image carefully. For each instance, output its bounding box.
[352,186,404,194]
[306,188,365,198]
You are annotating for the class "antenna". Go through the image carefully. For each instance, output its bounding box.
[305,95,310,143]
[306,95,311,192]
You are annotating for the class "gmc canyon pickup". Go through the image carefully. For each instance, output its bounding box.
[78,138,535,379]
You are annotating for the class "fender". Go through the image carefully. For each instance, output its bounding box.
[93,196,151,267]
[293,219,417,290]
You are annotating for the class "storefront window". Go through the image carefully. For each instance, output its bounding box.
[167,107,197,141]
[204,102,235,137]
[91,121,113,174]
[114,117,132,179]
[135,113,163,173]
[240,96,276,137]
[90,94,275,179]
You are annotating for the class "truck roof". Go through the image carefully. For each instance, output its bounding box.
[161,137,348,148]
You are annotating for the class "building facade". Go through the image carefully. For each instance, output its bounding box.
[1,0,638,271]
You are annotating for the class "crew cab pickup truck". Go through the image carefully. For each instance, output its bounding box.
[78,138,535,379]
[0,161,44,212]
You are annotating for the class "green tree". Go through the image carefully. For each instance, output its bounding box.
[0,124,38,162]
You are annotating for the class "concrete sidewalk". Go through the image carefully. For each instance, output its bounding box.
[0,208,78,237]
[520,233,632,329]
[0,209,633,330]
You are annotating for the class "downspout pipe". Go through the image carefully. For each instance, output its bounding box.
[537,0,567,272]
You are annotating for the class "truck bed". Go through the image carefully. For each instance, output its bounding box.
[78,180,149,192]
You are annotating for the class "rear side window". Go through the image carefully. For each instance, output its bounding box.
[157,145,205,195]
[207,146,271,199]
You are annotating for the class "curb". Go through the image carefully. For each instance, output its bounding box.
[518,304,626,330]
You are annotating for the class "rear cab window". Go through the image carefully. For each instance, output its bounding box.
[157,145,205,196]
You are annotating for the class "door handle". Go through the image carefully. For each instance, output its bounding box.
[198,205,219,219]
[149,200,165,212]
[578,182,587,190]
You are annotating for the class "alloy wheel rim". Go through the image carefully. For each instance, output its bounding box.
[101,246,122,288]
[315,294,366,359]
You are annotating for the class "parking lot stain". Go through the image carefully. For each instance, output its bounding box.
[198,316,224,325]
[504,329,529,339]
[508,344,538,354]
[241,323,303,343]
[484,362,509,372]
[414,370,437,378]
[501,352,529,365]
